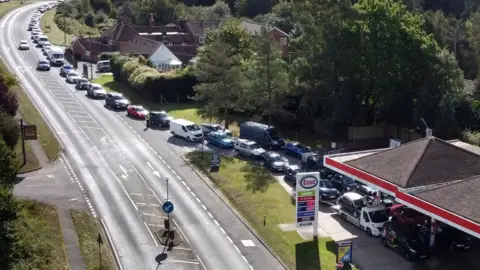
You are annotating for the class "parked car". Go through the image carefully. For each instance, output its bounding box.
[105,92,130,109]
[127,105,149,119]
[18,40,30,50]
[239,121,285,150]
[262,151,288,172]
[387,204,429,226]
[234,139,265,159]
[27,22,36,30]
[284,141,311,158]
[318,180,340,203]
[206,131,235,149]
[60,64,73,76]
[284,164,301,183]
[169,119,204,142]
[36,59,50,71]
[436,223,473,252]
[66,71,81,83]
[96,60,111,72]
[86,83,106,98]
[381,220,429,261]
[331,174,357,193]
[75,78,90,90]
[147,111,172,128]
[200,123,232,136]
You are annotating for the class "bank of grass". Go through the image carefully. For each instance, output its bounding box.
[14,200,69,270]
[71,210,115,270]
[41,9,72,46]
[0,1,25,18]
[185,151,357,270]
[94,75,328,146]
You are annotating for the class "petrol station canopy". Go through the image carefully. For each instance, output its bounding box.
[324,136,480,238]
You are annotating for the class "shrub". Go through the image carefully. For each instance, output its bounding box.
[94,10,107,25]
[99,52,119,61]
[84,12,95,27]
[0,74,19,116]
[0,113,20,148]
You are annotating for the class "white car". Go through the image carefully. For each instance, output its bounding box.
[66,71,81,83]
[42,42,51,51]
[18,40,30,50]
[42,44,52,54]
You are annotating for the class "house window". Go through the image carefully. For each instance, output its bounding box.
[199,36,205,44]
[167,43,173,46]
[181,42,186,46]
[280,37,287,46]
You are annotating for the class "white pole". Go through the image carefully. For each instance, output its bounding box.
[313,187,319,238]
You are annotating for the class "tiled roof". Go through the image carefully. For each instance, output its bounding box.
[120,36,161,57]
[132,26,181,34]
[181,20,221,36]
[240,21,271,36]
[75,37,117,53]
[168,45,198,64]
[414,177,480,224]
[346,136,480,188]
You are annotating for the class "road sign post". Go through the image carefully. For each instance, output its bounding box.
[210,154,220,172]
[97,233,103,269]
[295,172,320,238]
[20,119,37,165]
[162,201,174,214]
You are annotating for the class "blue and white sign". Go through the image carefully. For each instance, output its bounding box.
[295,172,320,230]
[162,201,174,214]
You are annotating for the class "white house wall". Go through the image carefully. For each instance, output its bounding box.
[148,44,181,68]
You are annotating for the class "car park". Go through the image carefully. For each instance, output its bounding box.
[200,123,232,136]
[105,92,130,110]
[147,111,172,128]
[205,131,235,149]
[318,179,340,204]
[283,141,311,158]
[60,64,73,76]
[234,139,265,159]
[381,220,429,261]
[36,59,50,71]
[332,192,388,236]
[18,40,30,50]
[239,121,285,150]
[86,83,106,98]
[262,151,288,172]
[169,119,204,142]
[66,71,81,83]
[283,164,301,183]
[75,78,90,90]
[330,174,357,192]
[127,105,149,119]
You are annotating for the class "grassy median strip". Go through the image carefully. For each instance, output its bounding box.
[14,200,69,270]
[185,151,355,270]
[71,210,115,270]
[41,9,72,46]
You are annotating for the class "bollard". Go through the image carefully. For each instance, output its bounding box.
[263,215,266,226]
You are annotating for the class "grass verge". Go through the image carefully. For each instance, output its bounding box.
[0,1,25,18]
[185,151,357,270]
[14,200,69,270]
[71,210,115,270]
[41,9,72,46]
[93,75,328,145]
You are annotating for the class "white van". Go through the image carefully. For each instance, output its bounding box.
[37,35,49,46]
[48,47,65,66]
[169,119,204,142]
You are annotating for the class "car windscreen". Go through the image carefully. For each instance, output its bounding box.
[39,37,48,41]
[113,95,124,100]
[53,53,63,59]
[405,234,424,249]
[249,143,261,149]
[69,72,79,77]
[92,85,102,89]
[267,128,281,140]
[352,198,366,208]
[186,124,200,131]
[342,177,355,185]
[269,155,283,162]
[369,210,388,223]
[39,61,49,64]
[20,41,28,44]
[319,180,333,188]
[216,133,229,140]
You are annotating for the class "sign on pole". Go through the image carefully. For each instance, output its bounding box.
[210,154,221,172]
[162,201,174,214]
[23,124,37,140]
[336,241,353,263]
[295,172,319,235]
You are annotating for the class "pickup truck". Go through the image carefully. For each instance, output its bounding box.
[331,192,389,236]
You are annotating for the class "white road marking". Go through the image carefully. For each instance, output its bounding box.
[26,184,56,187]
[75,120,96,124]
[214,220,219,226]
[70,115,91,119]
[169,260,199,265]
[79,125,102,129]
[197,255,207,270]
[172,219,190,243]
[143,222,159,247]
[129,193,153,196]
[241,240,256,247]
[226,236,233,243]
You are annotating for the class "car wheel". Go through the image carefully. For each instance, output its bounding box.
[187,137,191,142]
[250,154,255,159]
[235,150,240,156]
[404,251,412,261]
[171,131,176,136]
[268,145,273,150]
[219,144,224,149]
[366,228,372,236]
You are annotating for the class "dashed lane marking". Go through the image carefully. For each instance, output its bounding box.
[241,240,256,247]
[144,222,159,247]
[170,260,200,265]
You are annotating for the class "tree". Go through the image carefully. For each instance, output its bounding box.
[0,138,18,187]
[0,74,19,117]
[193,41,248,129]
[434,93,460,139]
[248,27,289,126]
[0,186,22,269]
[206,18,254,61]
[0,113,20,148]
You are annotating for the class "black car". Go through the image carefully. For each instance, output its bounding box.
[200,123,232,136]
[75,78,90,90]
[262,151,288,172]
[331,174,357,193]
[284,164,301,183]
[318,180,340,203]
[105,92,129,109]
[382,221,429,261]
[435,224,473,252]
[147,111,173,128]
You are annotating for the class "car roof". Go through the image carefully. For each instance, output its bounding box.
[210,131,227,136]
[89,83,101,86]
[244,140,257,145]
[20,40,28,43]
[171,118,195,125]
[150,110,167,114]
[288,141,299,145]
[288,164,300,170]
[64,65,73,68]
[342,192,363,201]
[38,60,49,63]
[265,151,280,157]
[110,92,123,96]
[131,105,144,109]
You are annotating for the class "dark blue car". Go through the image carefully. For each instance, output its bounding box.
[206,132,234,149]
[60,64,73,76]
[283,141,311,158]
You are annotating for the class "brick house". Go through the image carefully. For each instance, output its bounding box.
[240,21,291,58]
[68,37,118,63]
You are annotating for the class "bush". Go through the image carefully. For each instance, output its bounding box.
[84,12,95,27]
[0,74,19,116]
[94,10,107,25]
[110,54,197,102]
[99,52,119,61]
[0,113,20,148]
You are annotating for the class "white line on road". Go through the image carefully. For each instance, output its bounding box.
[169,260,199,265]
[79,125,102,129]
[26,184,56,187]
[75,120,96,124]
[125,191,138,211]
[197,255,207,270]
[172,219,190,243]
[143,222,159,247]
[70,115,91,119]
[214,220,220,226]
[129,192,153,196]
[135,202,147,206]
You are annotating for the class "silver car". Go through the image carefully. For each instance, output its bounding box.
[234,139,266,159]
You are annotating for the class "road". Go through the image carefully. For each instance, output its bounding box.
[0,3,285,270]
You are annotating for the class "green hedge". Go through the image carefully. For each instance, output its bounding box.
[110,55,196,102]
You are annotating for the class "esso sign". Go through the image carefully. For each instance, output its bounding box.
[300,177,318,189]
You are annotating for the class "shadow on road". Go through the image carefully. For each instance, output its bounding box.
[295,239,321,270]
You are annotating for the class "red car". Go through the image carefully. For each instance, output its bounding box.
[127,105,149,119]
[387,204,429,226]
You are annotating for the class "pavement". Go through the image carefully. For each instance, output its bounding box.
[0,3,285,270]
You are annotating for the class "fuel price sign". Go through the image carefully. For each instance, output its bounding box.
[295,172,320,228]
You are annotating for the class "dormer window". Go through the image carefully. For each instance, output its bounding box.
[199,36,205,44]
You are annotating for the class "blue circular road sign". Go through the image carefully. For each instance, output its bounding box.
[162,201,174,214]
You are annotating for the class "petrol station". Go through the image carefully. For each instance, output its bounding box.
[324,135,480,247]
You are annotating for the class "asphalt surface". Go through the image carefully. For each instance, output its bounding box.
[1,3,285,270]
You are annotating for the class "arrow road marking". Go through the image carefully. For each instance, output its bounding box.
[17,65,33,73]
[119,165,128,180]
[146,162,160,177]
[100,136,108,145]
